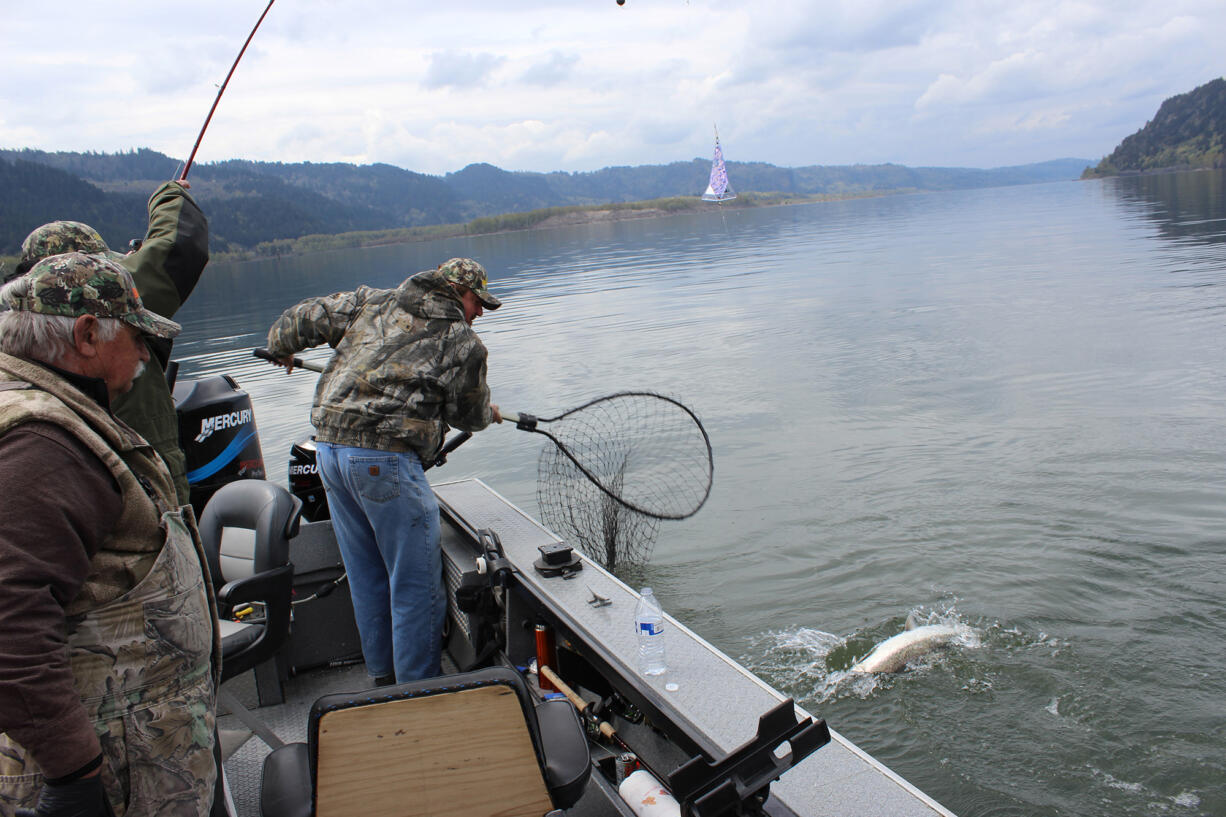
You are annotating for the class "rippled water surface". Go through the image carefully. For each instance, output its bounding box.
[175,171,1226,817]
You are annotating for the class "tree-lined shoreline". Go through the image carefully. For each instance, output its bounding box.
[1,148,1089,263]
[208,190,891,264]
[1083,77,1225,177]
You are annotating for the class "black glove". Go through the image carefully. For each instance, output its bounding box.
[16,774,112,817]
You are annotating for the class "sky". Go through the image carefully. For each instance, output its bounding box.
[2,0,1223,176]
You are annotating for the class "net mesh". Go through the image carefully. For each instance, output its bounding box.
[531,392,713,571]
[538,446,662,571]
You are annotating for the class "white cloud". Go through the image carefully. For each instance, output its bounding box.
[423,52,507,90]
[1,1,1224,173]
[520,51,581,87]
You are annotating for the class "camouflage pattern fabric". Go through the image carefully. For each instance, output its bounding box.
[11,221,125,281]
[8,183,211,505]
[437,257,501,309]
[0,353,219,817]
[0,513,218,817]
[112,181,210,506]
[1,252,180,340]
[266,267,496,462]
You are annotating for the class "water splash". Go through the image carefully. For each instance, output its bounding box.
[746,605,987,702]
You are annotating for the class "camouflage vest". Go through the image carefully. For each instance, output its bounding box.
[0,352,220,817]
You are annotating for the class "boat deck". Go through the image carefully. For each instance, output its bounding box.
[432,478,956,817]
[220,662,635,817]
[220,477,956,817]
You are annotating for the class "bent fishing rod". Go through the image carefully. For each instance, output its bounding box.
[253,347,715,521]
[179,0,277,181]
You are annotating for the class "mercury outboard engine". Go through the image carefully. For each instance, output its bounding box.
[288,436,330,521]
[173,374,266,511]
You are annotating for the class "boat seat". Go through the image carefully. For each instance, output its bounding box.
[198,479,302,702]
[258,666,592,817]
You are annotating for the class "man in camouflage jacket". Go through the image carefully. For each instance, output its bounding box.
[265,258,501,683]
[0,253,220,817]
[8,180,209,506]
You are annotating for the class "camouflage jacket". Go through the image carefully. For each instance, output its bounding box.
[266,269,494,460]
[113,182,210,506]
[0,352,220,811]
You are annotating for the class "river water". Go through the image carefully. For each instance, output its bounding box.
[173,170,1226,817]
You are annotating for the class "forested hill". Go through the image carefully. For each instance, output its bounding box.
[1084,78,1226,177]
[1,147,1089,256]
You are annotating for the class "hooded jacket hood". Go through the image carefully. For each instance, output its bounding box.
[399,269,465,322]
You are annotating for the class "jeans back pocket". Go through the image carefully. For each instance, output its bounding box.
[350,455,400,503]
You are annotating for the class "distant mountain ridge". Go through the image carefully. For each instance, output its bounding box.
[1085,78,1226,177]
[0,148,1090,256]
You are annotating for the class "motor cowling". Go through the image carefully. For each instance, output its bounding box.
[289,436,330,521]
[173,374,266,511]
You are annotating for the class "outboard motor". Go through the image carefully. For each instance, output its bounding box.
[173,374,266,511]
[174,374,361,672]
[288,436,330,521]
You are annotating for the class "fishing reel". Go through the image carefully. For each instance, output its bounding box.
[472,528,514,585]
[456,528,515,617]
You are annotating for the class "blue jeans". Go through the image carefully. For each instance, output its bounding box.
[315,442,443,682]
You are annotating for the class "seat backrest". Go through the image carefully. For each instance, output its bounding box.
[198,479,302,586]
[308,668,555,817]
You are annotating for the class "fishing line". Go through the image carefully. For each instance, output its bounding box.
[179,0,278,181]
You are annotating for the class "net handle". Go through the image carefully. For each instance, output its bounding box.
[254,347,324,372]
[251,347,470,467]
[252,352,713,520]
[505,395,714,521]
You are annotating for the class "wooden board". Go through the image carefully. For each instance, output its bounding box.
[315,684,553,817]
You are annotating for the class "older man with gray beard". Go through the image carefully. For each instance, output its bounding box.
[0,252,221,817]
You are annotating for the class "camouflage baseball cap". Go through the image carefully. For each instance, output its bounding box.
[438,257,501,310]
[11,221,125,282]
[1,252,181,339]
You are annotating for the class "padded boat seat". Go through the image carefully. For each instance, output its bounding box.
[259,666,591,817]
[198,479,302,693]
[216,617,261,654]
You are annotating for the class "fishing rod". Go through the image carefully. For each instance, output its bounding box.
[179,0,278,181]
[538,665,673,790]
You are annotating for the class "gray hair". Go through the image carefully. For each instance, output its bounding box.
[0,307,124,364]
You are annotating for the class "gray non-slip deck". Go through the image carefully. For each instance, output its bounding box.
[433,478,957,817]
[220,661,369,816]
[221,477,956,816]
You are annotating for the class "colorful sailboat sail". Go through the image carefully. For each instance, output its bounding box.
[701,126,736,202]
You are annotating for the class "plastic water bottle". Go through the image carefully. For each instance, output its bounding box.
[635,587,667,675]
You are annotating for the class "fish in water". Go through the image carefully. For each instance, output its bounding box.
[850,614,963,673]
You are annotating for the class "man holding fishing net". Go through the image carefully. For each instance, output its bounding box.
[265,258,502,685]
